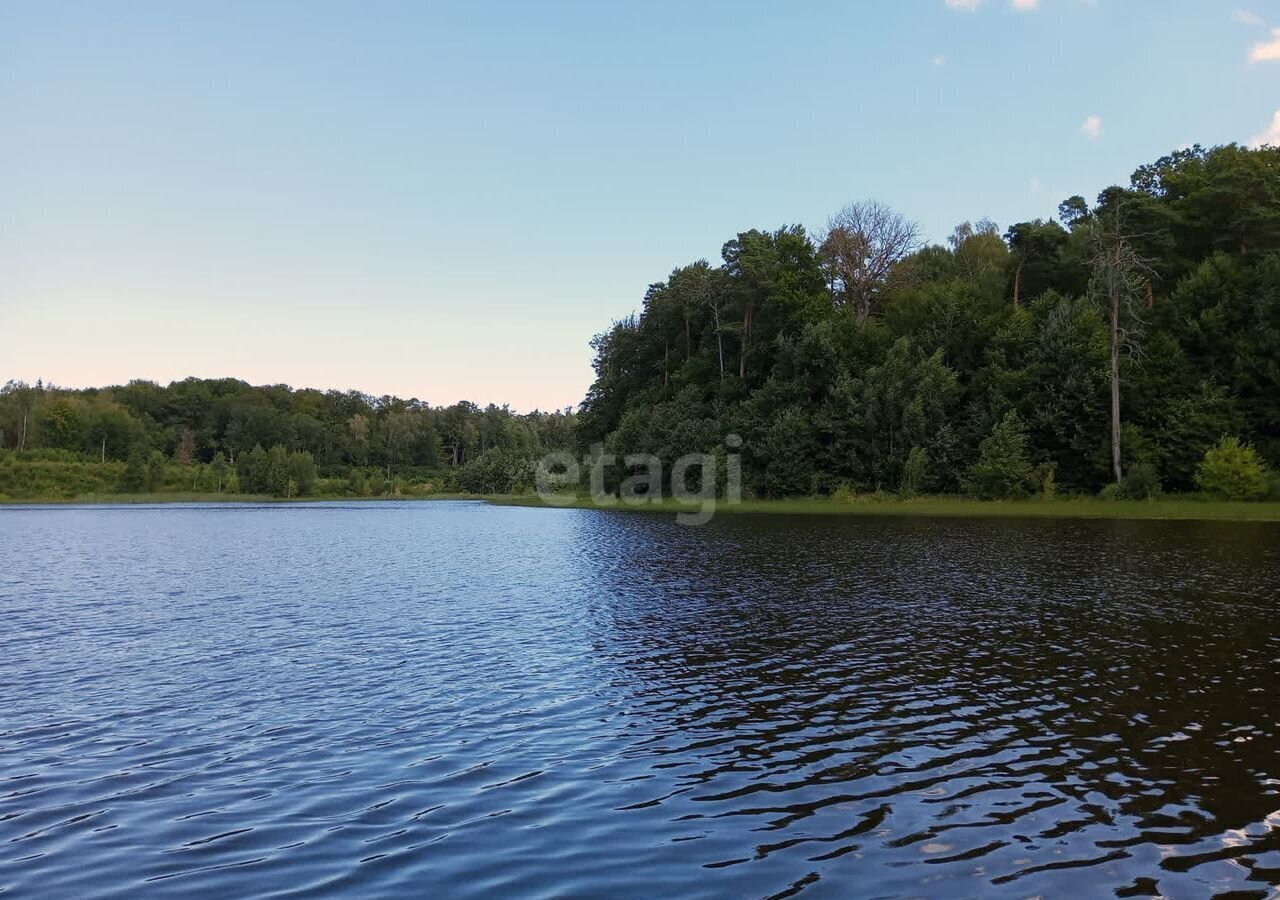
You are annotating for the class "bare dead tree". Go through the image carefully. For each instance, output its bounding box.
[1089,201,1155,485]
[820,200,923,322]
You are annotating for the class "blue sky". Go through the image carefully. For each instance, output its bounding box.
[3,0,1278,410]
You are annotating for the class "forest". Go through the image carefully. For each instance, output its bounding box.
[0,380,576,499]
[578,143,1280,502]
[2,142,1278,503]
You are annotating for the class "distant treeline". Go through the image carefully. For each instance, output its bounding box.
[578,143,1280,501]
[0,380,575,498]
[4,143,1279,503]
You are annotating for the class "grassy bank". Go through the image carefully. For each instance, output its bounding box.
[0,492,277,505]
[0,492,479,506]
[488,494,1280,522]
[4,491,1280,522]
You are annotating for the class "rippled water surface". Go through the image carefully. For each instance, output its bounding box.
[3,502,1280,897]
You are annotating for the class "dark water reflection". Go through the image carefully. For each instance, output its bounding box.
[1,502,1278,897]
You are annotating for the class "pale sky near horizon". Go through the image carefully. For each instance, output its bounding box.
[3,1,1279,411]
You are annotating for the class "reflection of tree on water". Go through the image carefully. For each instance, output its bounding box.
[570,511,1280,892]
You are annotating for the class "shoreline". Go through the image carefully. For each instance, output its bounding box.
[0,492,483,506]
[488,495,1280,522]
[3,492,1280,522]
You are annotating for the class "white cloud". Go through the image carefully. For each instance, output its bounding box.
[1030,176,1042,193]
[1081,115,1103,139]
[933,54,947,66]
[1251,110,1280,147]
[1233,9,1264,27]
[1250,28,1280,61]
[946,0,1044,12]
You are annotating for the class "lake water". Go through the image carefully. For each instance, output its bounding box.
[2,502,1279,898]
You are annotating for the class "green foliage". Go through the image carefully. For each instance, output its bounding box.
[264,445,289,497]
[228,444,321,497]
[345,467,368,496]
[211,452,229,492]
[0,451,125,499]
[287,451,317,496]
[830,339,957,491]
[454,448,535,495]
[831,483,857,503]
[1194,436,1270,501]
[237,445,268,494]
[40,398,88,450]
[760,407,817,497]
[120,448,147,493]
[900,447,928,497]
[1036,463,1057,500]
[963,412,1033,500]
[146,450,167,492]
[1098,482,1126,501]
[1120,463,1161,500]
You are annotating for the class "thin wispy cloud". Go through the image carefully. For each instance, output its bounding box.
[946,0,1044,11]
[1252,110,1280,147]
[1250,28,1280,61]
[1232,9,1264,27]
[1081,115,1103,139]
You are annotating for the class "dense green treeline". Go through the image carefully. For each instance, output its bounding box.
[579,143,1280,500]
[0,447,460,501]
[0,379,575,498]
[4,142,1279,504]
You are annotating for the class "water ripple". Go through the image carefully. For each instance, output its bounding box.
[0,502,1278,897]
